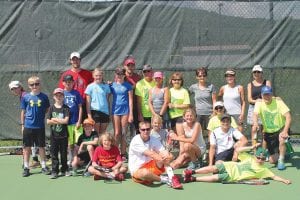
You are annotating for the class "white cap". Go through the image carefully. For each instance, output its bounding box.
[252,65,263,72]
[70,52,80,59]
[9,81,22,90]
[213,101,224,109]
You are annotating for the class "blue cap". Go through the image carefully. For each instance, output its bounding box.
[261,86,272,95]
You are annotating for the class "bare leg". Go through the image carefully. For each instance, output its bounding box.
[194,165,219,174]
[195,174,220,182]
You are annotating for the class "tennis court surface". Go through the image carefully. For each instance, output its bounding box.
[0,150,299,200]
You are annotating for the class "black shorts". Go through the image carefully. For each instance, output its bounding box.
[263,130,283,155]
[91,110,110,123]
[77,151,91,164]
[215,148,234,162]
[170,117,184,128]
[23,128,46,148]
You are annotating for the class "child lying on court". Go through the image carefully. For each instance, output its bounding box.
[183,143,291,185]
[88,133,128,181]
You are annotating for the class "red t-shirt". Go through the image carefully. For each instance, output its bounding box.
[58,69,93,102]
[92,145,122,168]
[125,73,141,89]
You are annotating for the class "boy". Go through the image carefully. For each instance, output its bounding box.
[21,76,50,177]
[62,74,83,167]
[47,88,70,179]
[71,118,99,175]
[183,144,291,185]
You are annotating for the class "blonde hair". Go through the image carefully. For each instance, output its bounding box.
[151,114,163,125]
[93,67,104,75]
[28,76,40,84]
[183,108,197,120]
[99,133,115,146]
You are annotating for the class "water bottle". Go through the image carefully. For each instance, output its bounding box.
[285,137,294,154]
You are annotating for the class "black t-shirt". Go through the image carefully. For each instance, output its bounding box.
[77,131,98,146]
[48,104,70,138]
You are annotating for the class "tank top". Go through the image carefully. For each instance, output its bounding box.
[150,88,165,114]
[251,80,266,104]
[183,123,206,152]
[223,85,241,115]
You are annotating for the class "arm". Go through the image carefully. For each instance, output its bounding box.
[148,89,156,116]
[218,86,224,100]
[247,83,255,104]
[208,144,216,166]
[280,111,292,140]
[239,85,246,122]
[271,175,291,185]
[211,91,217,106]
[143,149,164,163]
[128,90,134,123]
[136,96,144,122]
[76,104,83,129]
[171,122,201,144]
[20,109,25,132]
[160,87,169,116]
[86,95,92,119]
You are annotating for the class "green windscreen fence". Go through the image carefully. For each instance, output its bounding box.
[1,0,299,139]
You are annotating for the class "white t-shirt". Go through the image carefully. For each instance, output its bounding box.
[209,127,243,154]
[128,134,165,175]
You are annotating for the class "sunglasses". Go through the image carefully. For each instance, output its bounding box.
[143,70,152,73]
[256,156,266,161]
[215,106,224,110]
[140,128,151,132]
[253,71,262,74]
[29,82,40,87]
[172,79,182,81]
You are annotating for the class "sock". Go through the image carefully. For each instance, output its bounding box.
[41,161,46,168]
[24,161,29,169]
[160,175,169,183]
[165,166,174,179]
[279,155,284,163]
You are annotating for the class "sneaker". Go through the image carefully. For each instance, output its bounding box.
[94,175,101,181]
[277,161,286,170]
[29,160,41,169]
[22,168,30,177]
[187,161,197,170]
[115,173,125,181]
[170,175,183,189]
[183,169,195,183]
[83,172,91,177]
[41,167,51,175]
[71,169,78,177]
[50,172,58,179]
[65,171,72,177]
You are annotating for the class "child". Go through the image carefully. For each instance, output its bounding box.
[62,74,83,167]
[71,118,99,175]
[183,144,291,185]
[47,88,70,179]
[85,68,111,135]
[150,115,168,148]
[88,133,128,181]
[20,76,50,177]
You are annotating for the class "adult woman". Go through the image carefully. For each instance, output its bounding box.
[247,65,271,144]
[189,67,217,135]
[218,69,245,132]
[169,108,206,170]
[168,72,190,132]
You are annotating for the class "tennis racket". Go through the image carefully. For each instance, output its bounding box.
[94,165,112,173]
[222,179,269,185]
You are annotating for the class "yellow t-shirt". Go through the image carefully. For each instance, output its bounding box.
[223,152,274,182]
[135,79,156,118]
[207,115,238,131]
[168,87,190,119]
[254,97,290,133]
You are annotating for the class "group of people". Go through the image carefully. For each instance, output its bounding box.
[8,52,292,188]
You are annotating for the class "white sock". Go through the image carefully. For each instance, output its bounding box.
[41,161,46,168]
[160,175,169,183]
[165,166,174,179]
[279,156,284,162]
[24,161,29,169]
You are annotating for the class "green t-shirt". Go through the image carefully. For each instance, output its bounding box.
[135,79,155,118]
[168,87,190,119]
[207,115,238,131]
[254,97,290,133]
[223,152,274,182]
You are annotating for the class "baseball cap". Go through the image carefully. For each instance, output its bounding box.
[220,114,231,121]
[213,101,224,109]
[225,69,236,76]
[261,86,272,95]
[124,58,135,66]
[255,147,268,158]
[70,52,80,59]
[115,67,125,75]
[53,88,64,95]
[153,71,163,79]
[9,81,22,90]
[63,74,74,82]
[142,64,152,72]
[83,118,95,126]
[252,65,263,72]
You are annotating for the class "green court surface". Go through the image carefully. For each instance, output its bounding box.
[0,152,299,200]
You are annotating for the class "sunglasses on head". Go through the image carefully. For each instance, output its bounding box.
[215,106,224,110]
[140,128,151,132]
[256,156,266,161]
[29,82,40,87]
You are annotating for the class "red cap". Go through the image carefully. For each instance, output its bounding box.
[124,58,135,66]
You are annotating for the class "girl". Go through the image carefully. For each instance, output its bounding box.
[150,115,169,148]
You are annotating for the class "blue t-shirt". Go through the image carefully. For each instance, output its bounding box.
[110,81,132,115]
[85,82,111,115]
[21,92,50,128]
[64,89,83,125]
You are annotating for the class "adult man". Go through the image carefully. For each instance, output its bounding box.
[253,86,292,170]
[209,114,248,166]
[135,65,155,122]
[58,52,93,119]
[128,121,182,189]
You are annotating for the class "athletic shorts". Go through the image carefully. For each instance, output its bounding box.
[77,151,91,164]
[263,129,286,155]
[170,117,183,129]
[67,125,83,145]
[216,163,229,181]
[23,128,46,148]
[91,110,110,123]
[132,160,165,185]
[215,148,234,162]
